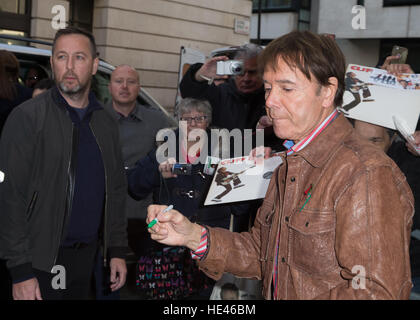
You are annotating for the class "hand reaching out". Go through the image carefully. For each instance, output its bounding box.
[381,55,414,75]
[147,204,203,251]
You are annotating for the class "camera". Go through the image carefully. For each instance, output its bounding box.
[216,60,244,75]
[172,163,192,175]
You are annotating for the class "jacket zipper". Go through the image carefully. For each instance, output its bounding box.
[53,124,77,267]
[89,122,108,268]
[26,191,38,222]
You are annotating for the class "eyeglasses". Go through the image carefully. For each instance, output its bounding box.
[180,115,208,123]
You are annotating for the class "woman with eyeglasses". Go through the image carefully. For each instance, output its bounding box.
[127,98,250,300]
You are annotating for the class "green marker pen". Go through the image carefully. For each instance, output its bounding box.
[147,205,173,228]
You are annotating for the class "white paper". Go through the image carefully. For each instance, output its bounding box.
[204,154,283,205]
[340,64,420,133]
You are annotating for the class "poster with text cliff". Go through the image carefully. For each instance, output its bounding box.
[340,64,420,133]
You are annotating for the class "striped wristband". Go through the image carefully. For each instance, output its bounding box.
[191,226,208,260]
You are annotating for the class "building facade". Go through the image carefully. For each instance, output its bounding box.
[0,0,253,111]
[251,0,420,71]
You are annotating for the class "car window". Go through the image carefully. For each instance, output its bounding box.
[9,52,51,85]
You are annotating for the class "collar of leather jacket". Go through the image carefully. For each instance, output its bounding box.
[292,113,354,168]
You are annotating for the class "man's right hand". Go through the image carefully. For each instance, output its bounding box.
[147,204,203,251]
[195,56,230,83]
[12,277,42,300]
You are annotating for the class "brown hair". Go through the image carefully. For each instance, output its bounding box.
[259,31,346,107]
[0,50,19,100]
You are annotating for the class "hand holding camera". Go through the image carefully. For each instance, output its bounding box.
[195,56,230,83]
[381,46,413,76]
[216,60,244,76]
[159,158,194,178]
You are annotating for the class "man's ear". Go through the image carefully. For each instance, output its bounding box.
[321,77,338,108]
[92,57,99,76]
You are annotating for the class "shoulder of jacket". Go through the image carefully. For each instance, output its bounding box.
[11,90,53,130]
[338,131,395,173]
[16,90,48,113]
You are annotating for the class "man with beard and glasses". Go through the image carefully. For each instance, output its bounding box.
[0,27,128,300]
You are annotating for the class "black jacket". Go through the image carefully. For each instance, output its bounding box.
[180,63,266,131]
[0,87,128,281]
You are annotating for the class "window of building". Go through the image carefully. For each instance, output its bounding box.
[0,0,27,14]
[69,0,94,32]
[383,0,420,6]
[298,0,311,31]
[253,0,297,11]
[0,0,30,45]
[253,0,311,11]
[253,0,311,29]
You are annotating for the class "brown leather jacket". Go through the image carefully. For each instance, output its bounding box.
[198,114,414,299]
